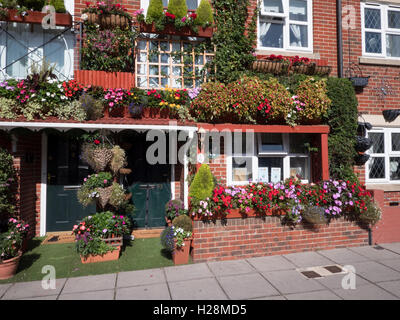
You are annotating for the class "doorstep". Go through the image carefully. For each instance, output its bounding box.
[42,232,75,245]
[132,228,163,239]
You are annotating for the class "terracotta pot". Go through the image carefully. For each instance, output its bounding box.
[0,252,22,280]
[172,239,192,265]
[160,108,170,119]
[80,247,121,264]
[142,107,152,118]
[107,105,127,118]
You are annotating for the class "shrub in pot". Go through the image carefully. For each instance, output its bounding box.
[0,228,23,280]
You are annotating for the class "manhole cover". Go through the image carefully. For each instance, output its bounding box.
[324,265,342,273]
[301,271,321,279]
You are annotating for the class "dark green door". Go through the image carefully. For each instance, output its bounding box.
[46,133,95,232]
[122,131,171,229]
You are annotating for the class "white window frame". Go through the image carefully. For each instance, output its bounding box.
[361,2,400,59]
[227,133,311,186]
[366,127,400,184]
[257,0,313,52]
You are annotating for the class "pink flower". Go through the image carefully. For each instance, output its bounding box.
[104,179,108,184]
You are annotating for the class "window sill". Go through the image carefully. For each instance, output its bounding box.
[256,49,319,59]
[359,56,400,66]
[366,184,400,192]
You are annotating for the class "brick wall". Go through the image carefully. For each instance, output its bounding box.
[192,216,369,262]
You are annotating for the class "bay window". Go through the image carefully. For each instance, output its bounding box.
[367,128,400,183]
[258,0,313,51]
[227,133,312,186]
[362,2,400,58]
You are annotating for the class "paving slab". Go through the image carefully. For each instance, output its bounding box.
[164,263,214,282]
[261,270,325,295]
[351,261,400,283]
[168,277,228,300]
[376,280,400,298]
[116,283,170,300]
[22,295,59,300]
[58,289,114,300]
[0,283,12,298]
[1,278,66,300]
[117,268,165,288]
[349,246,400,261]
[316,273,370,290]
[285,290,342,300]
[251,295,286,300]
[317,248,370,264]
[377,259,400,272]
[247,255,297,272]
[217,273,279,300]
[333,284,398,300]
[379,243,400,255]
[207,259,255,277]
[62,274,116,294]
[283,251,335,268]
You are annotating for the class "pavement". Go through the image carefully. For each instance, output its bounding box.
[1,243,400,300]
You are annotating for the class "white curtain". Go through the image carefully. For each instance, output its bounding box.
[259,21,272,42]
[290,24,302,47]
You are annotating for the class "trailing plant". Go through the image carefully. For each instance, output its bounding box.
[77,172,113,207]
[110,145,127,175]
[109,182,129,209]
[0,97,18,119]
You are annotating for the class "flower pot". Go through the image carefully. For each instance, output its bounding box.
[0,252,22,280]
[80,247,121,264]
[172,238,192,265]
[106,105,128,118]
[129,104,143,118]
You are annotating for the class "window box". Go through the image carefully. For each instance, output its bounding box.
[0,9,72,27]
[74,70,135,90]
[139,21,213,38]
[291,64,332,76]
[86,13,131,29]
[80,236,122,264]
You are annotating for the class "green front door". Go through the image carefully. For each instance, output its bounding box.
[121,131,171,229]
[46,133,95,232]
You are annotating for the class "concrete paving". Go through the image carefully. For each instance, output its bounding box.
[1,243,400,300]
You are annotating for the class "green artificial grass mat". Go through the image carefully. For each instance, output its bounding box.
[0,237,177,284]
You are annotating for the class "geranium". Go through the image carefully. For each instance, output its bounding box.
[165,12,176,20]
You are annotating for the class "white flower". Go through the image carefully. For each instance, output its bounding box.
[81,13,88,21]
[41,98,46,102]
[46,92,50,96]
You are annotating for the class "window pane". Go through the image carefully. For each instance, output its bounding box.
[390,157,400,180]
[290,157,309,181]
[289,0,307,21]
[392,133,400,151]
[162,0,168,7]
[290,24,308,47]
[263,0,283,13]
[289,133,313,153]
[259,133,283,153]
[258,157,283,183]
[369,132,385,154]
[6,32,29,79]
[388,10,400,29]
[259,21,283,48]
[365,8,381,29]
[365,32,382,54]
[369,157,385,179]
[232,157,253,182]
[232,133,255,156]
[387,34,400,57]
[186,0,198,10]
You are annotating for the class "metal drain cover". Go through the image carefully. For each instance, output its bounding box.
[301,271,322,279]
[324,265,343,273]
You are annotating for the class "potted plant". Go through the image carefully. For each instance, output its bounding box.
[252,55,290,74]
[0,228,23,280]
[72,211,131,264]
[165,199,187,226]
[81,134,114,173]
[8,218,30,252]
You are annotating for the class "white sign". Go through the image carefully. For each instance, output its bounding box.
[271,167,281,183]
[258,167,269,183]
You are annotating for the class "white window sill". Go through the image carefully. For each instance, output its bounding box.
[366,184,400,192]
[359,56,400,66]
[256,49,319,59]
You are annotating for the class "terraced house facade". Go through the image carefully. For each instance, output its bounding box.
[0,0,399,262]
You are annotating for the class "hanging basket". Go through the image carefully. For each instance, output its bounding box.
[89,147,114,172]
[97,185,113,208]
[252,60,287,74]
[346,63,370,88]
[383,109,400,123]
[355,136,372,152]
[355,154,370,166]
[302,206,329,225]
[86,13,130,29]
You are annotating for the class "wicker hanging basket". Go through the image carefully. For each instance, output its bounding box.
[83,146,114,172]
[86,13,130,29]
[97,185,113,208]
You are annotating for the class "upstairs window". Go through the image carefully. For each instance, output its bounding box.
[362,2,400,58]
[258,0,313,51]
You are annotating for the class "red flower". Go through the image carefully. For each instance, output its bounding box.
[94,139,100,145]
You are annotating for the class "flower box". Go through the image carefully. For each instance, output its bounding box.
[74,70,135,90]
[1,9,72,27]
[172,238,192,265]
[103,105,130,118]
[80,236,123,264]
[291,64,332,76]
[0,252,22,280]
[139,22,213,38]
[252,60,287,74]
[86,13,131,29]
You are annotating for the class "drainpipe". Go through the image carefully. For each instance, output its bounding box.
[337,0,344,78]
[368,227,372,245]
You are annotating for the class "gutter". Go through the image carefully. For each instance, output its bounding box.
[337,0,344,78]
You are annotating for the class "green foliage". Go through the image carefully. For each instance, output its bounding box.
[326,77,358,180]
[146,0,164,23]
[53,100,87,122]
[0,149,16,222]
[167,0,187,19]
[172,214,193,233]
[195,0,213,26]
[0,98,18,119]
[109,182,128,209]
[76,236,114,257]
[211,0,259,83]
[79,94,104,120]
[189,164,214,201]
[358,200,382,226]
[20,101,47,121]
[0,229,22,261]
[263,77,293,122]
[49,0,66,13]
[165,199,186,220]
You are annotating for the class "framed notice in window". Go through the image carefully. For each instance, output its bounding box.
[258,167,269,183]
[271,167,281,183]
